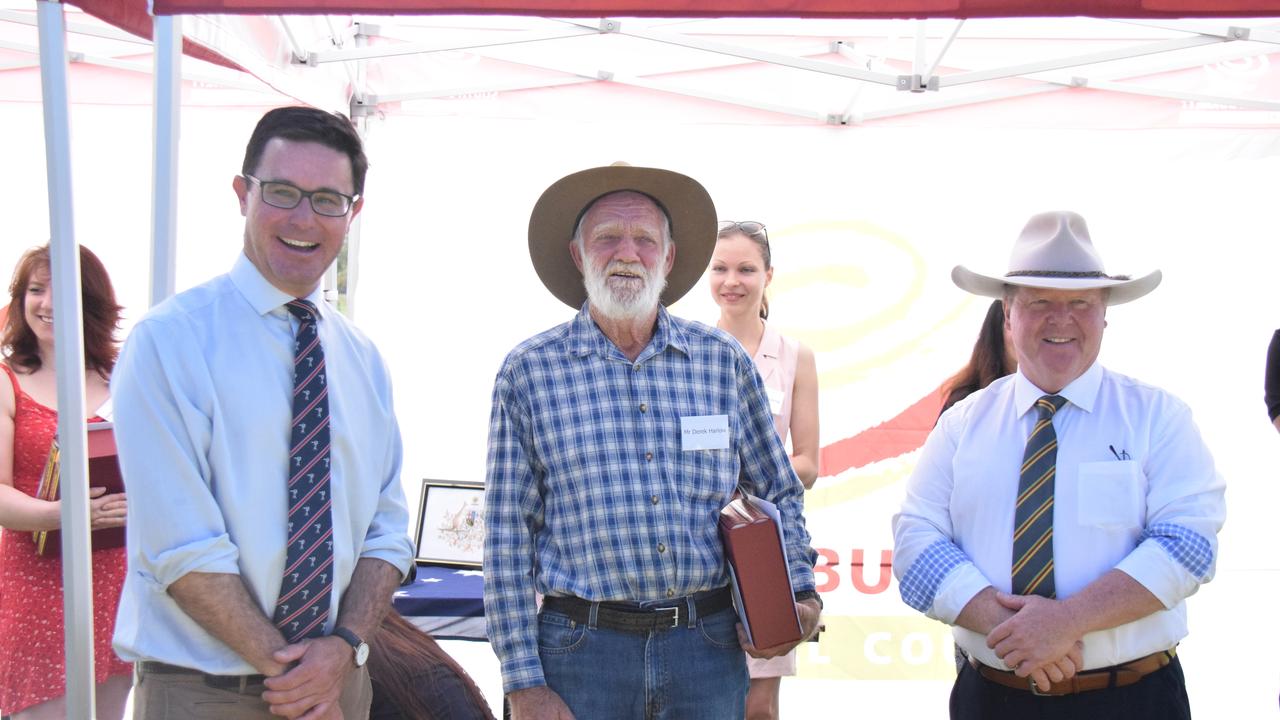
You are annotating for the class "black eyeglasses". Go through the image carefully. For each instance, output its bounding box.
[243,175,359,218]
[719,221,769,244]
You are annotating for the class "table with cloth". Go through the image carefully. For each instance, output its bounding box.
[393,564,486,641]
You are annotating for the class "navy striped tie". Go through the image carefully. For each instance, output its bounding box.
[272,299,334,642]
[1011,394,1067,598]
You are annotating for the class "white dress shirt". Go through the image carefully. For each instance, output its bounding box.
[111,254,413,673]
[893,362,1225,671]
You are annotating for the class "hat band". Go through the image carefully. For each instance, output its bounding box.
[1005,270,1131,281]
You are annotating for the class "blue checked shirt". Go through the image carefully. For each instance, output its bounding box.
[484,304,817,693]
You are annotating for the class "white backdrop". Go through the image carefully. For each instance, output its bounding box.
[5,97,1280,715]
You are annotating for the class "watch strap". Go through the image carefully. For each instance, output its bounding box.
[794,590,823,609]
[332,626,364,651]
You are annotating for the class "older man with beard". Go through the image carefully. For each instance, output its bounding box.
[483,164,821,720]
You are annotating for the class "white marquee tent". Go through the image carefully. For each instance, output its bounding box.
[10,0,1280,715]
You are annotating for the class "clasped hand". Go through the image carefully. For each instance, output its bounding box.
[986,592,1085,692]
[88,486,127,530]
[261,636,350,720]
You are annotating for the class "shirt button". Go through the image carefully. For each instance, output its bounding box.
[651,495,659,505]
[657,543,666,553]
[666,588,675,598]
[645,452,653,461]
[633,364,641,372]
[639,403,648,413]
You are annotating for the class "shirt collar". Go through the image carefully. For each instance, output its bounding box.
[568,302,689,361]
[1012,361,1103,417]
[229,252,327,319]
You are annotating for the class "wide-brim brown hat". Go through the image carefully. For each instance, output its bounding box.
[528,163,717,309]
[952,210,1161,305]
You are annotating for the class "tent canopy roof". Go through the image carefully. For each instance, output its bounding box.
[112,0,1280,19]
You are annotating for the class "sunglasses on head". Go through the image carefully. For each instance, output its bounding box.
[719,221,768,243]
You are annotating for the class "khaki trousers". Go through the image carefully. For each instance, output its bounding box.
[132,662,371,720]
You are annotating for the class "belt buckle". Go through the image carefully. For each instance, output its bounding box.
[662,605,680,629]
[1028,677,1051,697]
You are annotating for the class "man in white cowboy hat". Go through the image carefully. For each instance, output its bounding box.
[893,210,1225,719]
[484,164,821,719]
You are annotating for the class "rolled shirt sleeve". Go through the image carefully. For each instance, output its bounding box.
[1114,396,1225,608]
[355,357,414,577]
[892,408,990,624]
[114,317,242,589]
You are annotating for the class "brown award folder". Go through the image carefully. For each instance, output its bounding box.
[718,491,801,650]
[32,422,126,556]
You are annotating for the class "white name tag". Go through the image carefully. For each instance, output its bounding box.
[681,414,730,451]
[765,385,785,416]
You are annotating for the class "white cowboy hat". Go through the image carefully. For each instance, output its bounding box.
[952,210,1161,305]
[528,163,717,309]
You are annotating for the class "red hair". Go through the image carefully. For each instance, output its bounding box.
[2,244,122,378]
[367,610,496,720]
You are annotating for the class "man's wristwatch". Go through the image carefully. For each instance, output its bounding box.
[332,627,370,668]
[794,590,823,609]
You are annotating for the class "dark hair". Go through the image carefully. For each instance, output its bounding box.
[367,610,496,720]
[716,221,772,320]
[241,106,369,196]
[940,299,1014,414]
[3,244,122,378]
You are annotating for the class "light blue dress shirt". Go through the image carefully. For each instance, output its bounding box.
[111,254,413,673]
[893,362,1226,671]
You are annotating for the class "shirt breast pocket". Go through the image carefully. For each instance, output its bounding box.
[679,447,736,502]
[1075,460,1146,531]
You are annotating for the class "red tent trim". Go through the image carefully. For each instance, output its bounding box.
[73,0,1280,23]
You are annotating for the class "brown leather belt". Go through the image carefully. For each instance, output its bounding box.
[542,586,733,633]
[971,648,1175,696]
[137,660,268,694]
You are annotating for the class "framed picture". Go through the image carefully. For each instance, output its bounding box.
[414,479,485,567]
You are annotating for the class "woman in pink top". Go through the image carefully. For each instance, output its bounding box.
[708,221,819,720]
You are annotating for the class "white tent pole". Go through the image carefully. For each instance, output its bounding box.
[615,22,901,86]
[923,20,964,81]
[35,2,96,718]
[305,25,597,63]
[277,15,309,61]
[0,38,265,90]
[912,19,927,76]
[0,8,149,43]
[366,75,592,105]
[341,26,370,321]
[938,34,1225,87]
[151,15,182,306]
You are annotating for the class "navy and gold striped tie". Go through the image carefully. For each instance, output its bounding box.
[1011,394,1067,598]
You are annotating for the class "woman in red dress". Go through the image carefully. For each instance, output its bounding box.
[0,244,131,719]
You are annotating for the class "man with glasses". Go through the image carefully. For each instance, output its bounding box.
[112,106,413,720]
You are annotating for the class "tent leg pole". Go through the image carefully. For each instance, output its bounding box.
[151,15,182,307]
[36,2,95,718]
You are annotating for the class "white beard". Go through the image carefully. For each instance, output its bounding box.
[582,258,667,322]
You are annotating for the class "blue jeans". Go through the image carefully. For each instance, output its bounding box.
[538,605,748,719]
